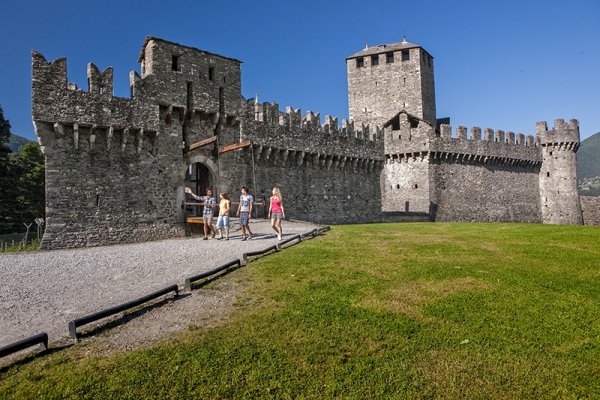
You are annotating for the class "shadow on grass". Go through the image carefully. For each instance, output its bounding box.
[0,342,74,374]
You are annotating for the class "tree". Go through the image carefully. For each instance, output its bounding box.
[12,142,45,228]
[0,104,15,233]
[0,106,46,235]
[0,105,10,147]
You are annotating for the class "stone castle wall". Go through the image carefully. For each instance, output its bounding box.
[31,37,590,249]
[429,124,542,223]
[381,113,557,223]
[32,51,188,249]
[232,101,384,224]
[580,196,600,226]
[32,39,386,249]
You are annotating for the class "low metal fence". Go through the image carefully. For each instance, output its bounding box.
[68,285,179,339]
[0,333,48,359]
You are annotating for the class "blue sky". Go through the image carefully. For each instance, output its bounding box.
[1,0,599,142]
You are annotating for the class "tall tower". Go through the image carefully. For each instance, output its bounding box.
[346,38,436,128]
[537,119,583,224]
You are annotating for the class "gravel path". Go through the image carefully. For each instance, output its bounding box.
[0,219,318,349]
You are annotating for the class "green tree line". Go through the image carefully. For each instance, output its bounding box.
[0,105,45,235]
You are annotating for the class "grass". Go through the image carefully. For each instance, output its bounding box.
[1,222,600,398]
[0,238,40,253]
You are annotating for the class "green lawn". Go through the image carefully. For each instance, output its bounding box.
[1,222,600,399]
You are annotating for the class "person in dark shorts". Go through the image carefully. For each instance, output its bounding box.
[235,187,253,241]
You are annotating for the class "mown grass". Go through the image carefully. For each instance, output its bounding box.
[1,222,600,398]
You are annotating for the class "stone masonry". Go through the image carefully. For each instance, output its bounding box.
[32,36,587,249]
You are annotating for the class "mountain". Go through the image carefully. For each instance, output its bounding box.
[578,131,600,196]
[7,134,35,153]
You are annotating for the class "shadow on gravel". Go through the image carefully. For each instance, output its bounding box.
[188,263,244,291]
[76,293,192,340]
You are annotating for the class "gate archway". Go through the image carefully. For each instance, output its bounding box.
[178,154,220,223]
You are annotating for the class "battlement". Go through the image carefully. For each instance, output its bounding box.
[244,100,384,162]
[433,124,539,161]
[384,115,541,164]
[536,119,580,148]
[251,100,384,142]
[32,51,160,133]
[32,51,68,88]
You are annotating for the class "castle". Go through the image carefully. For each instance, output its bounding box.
[31,36,595,249]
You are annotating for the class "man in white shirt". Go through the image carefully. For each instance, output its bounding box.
[235,187,254,241]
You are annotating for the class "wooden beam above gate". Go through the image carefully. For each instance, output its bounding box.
[219,140,251,154]
[187,136,218,151]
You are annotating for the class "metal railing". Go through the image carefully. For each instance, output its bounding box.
[0,333,48,359]
[68,285,179,339]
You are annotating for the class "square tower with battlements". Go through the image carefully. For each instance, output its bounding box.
[346,38,436,128]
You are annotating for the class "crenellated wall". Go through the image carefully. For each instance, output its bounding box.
[232,100,385,224]
[31,36,586,249]
[381,111,547,223]
[32,38,389,249]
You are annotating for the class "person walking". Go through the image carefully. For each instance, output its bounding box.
[235,187,253,241]
[216,192,231,240]
[268,187,285,241]
[185,187,216,240]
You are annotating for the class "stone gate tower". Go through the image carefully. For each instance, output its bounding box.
[346,37,436,128]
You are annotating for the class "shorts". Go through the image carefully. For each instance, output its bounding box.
[239,211,249,226]
[203,214,214,224]
[271,212,283,220]
[216,215,230,230]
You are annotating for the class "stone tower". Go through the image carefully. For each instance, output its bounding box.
[346,37,436,128]
[537,119,583,224]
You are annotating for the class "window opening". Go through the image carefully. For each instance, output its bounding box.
[371,55,379,65]
[187,82,193,109]
[402,50,410,61]
[356,57,364,68]
[172,55,179,71]
[209,67,214,80]
[547,172,550,177]
[414,184,418,189]
[386,52,394,63]
[219,87,225,114]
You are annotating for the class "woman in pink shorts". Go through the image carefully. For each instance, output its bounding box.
[268,187,285,240]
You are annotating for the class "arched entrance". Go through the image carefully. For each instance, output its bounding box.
[184,162,213,218]
[179,154,220,224]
